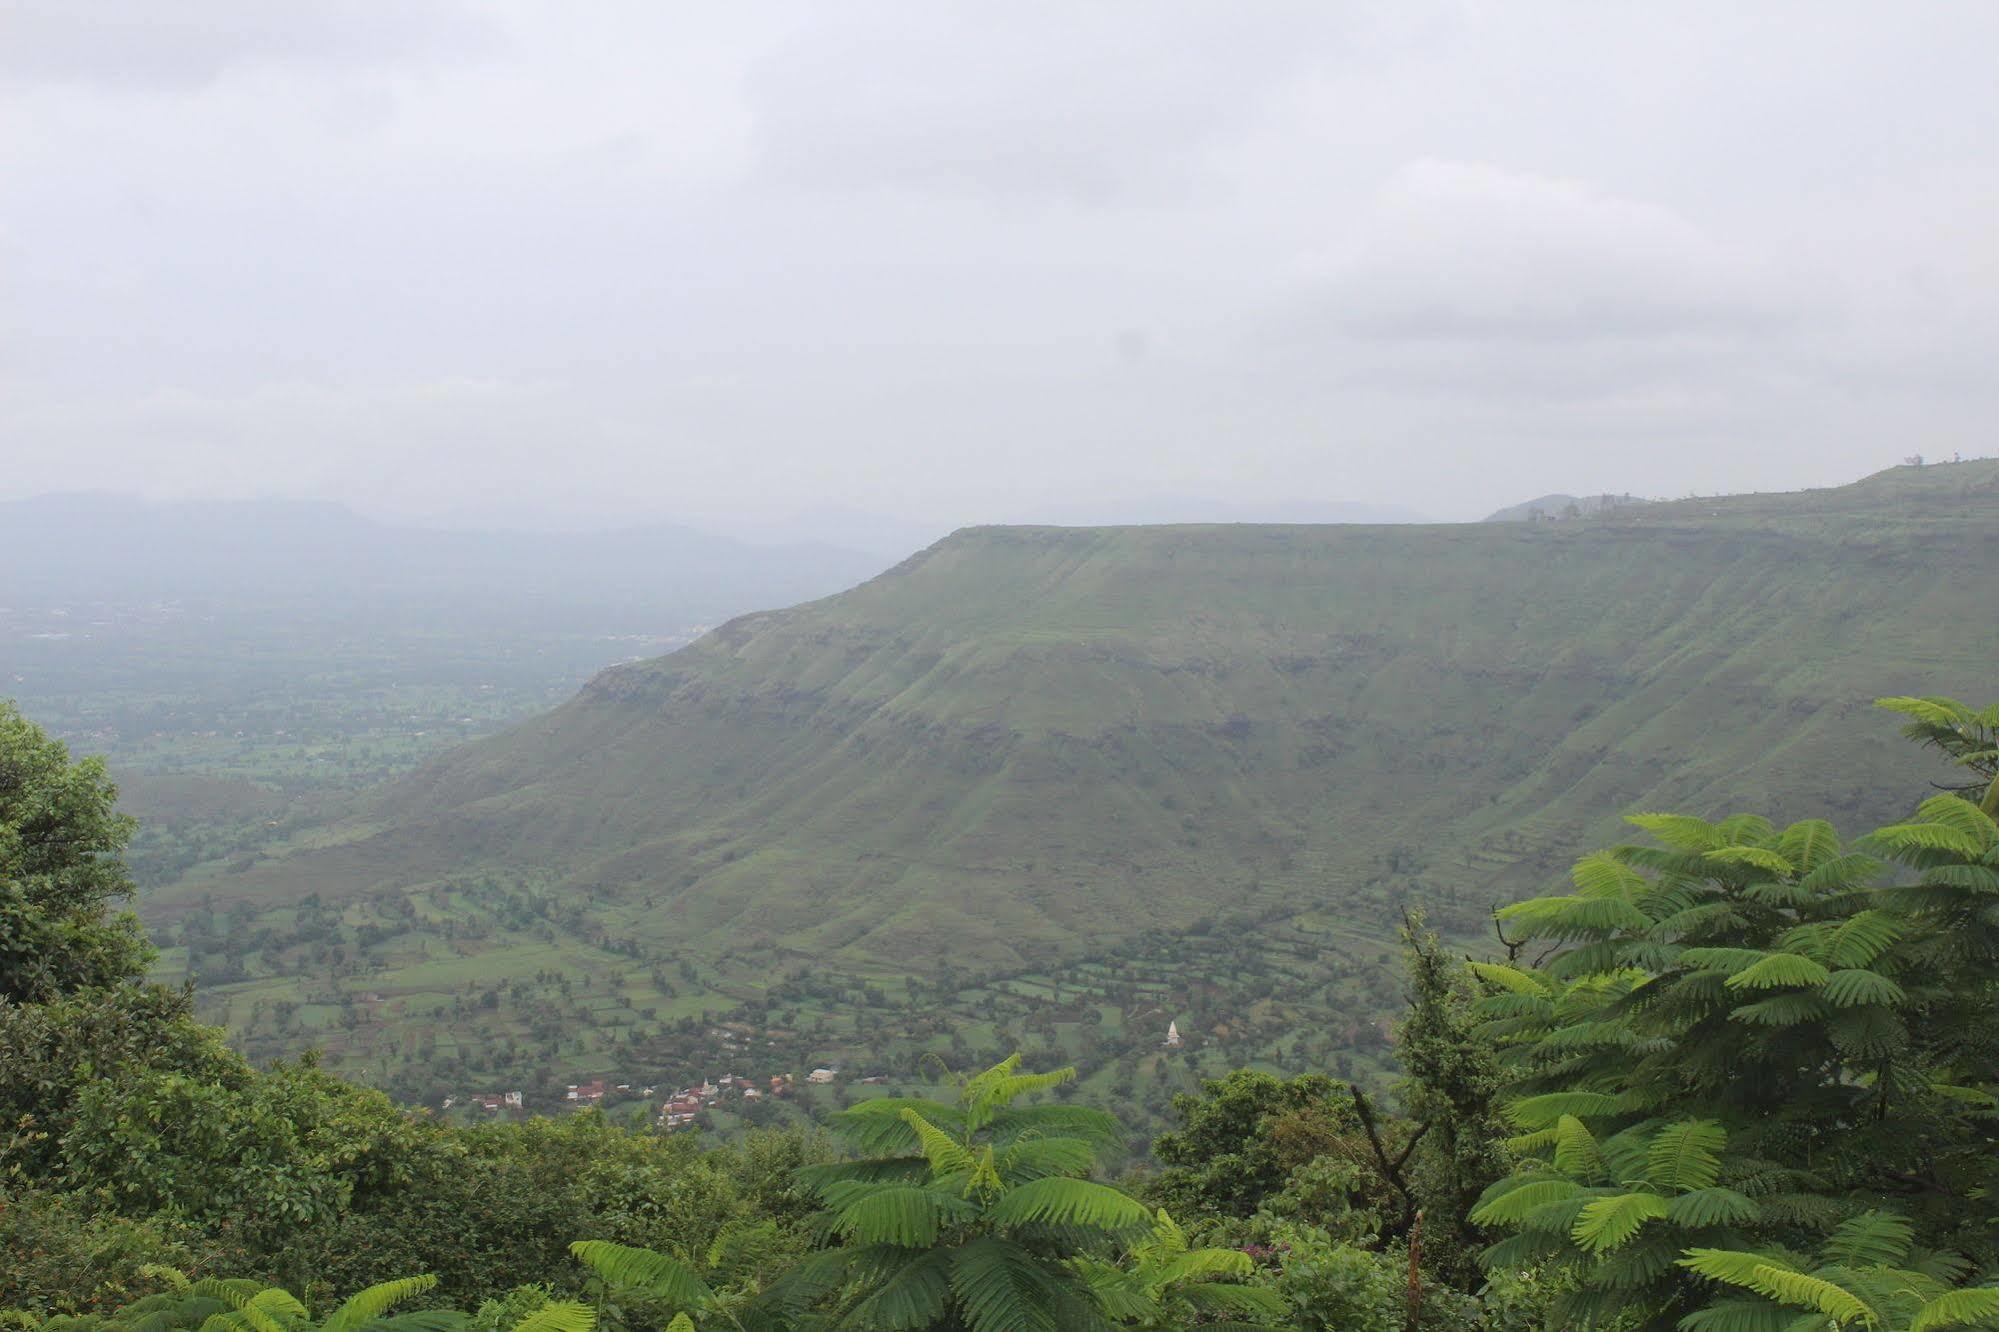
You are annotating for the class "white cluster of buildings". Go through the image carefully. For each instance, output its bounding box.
[444,1090,525,1113]
[659,1072,796,1130]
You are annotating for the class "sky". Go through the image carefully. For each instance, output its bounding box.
[5,1,1998,537]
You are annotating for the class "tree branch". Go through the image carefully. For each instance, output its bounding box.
[1350,1084,1424,1236]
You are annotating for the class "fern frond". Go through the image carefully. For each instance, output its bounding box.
[569,1241,713,1307]
[1627,813,1726,852]
[1504,1090,1641,1129]
[1470,962,1556,995]
[1712,813,1774,846]
[1680,948,1776,974]
[1553,1115,1604,1181]
[1916,863,1999,894]
[899,1109,974,1176]
[1865,824,1986,857]
[1677,1251,1872,1326]
[1820,1211,1914,1268]
[1675,1298,1798,1332]
[1828,1006,1906,1058]
[1473,1175,1567,1227]
[1913,794,1999,850]
[370,1313,467,1332]
[982,1105,1123,1147]
[1649,902,1750,941]
[320,1278,439,1332]
[823,1184,975,1247]
[1798,852,1887,895]
[192,1286,305,1332]
[947,1237,1068,1332]
[1176,1282,1286,1316]
[507,1303,595,1332]
[1666,1187,1759,1228]
[1573,852,1650,897]
[1647,1121,1726,1192]
[1571,1192,1670,1253]
[1723,953,1831,991]
[1728,992,1835,1027]
[1820,969,1907,1008]
[984,1177,1150,1233]
[1703,846,1795,876]
[1153,1248,1256,1288]
[1876,696,1977,730]
[794,1156,929,1193]
[827,1100,966,1155]
[1776,820,1843,875]
[1911,1286,1999,1330]
[963,1057,1076,1130]
[1821,911,1904,968]
[838,1249,952,1330]
[995,1136,1096,1183]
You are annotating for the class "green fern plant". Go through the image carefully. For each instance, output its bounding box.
[568,1240,776,1332]
[8,1275,587,1332]
[766,1054,1147,1330]
[1070,1208,1284,1330]
[1465,698,1999,1327]
[1876,697,1999,812]
[1680,1209,1999,1330]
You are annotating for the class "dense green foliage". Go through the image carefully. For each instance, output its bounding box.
[1463,698,1999,1328]
[1146,1069,1379,1224]
[0,705,150,1002]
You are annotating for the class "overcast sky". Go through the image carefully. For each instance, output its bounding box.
[5,2,1997,535]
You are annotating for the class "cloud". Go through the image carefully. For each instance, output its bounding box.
[1298,160,1801,343]
[0,0,499,91]
[4,2,1999,528]
[743,1,1369,204]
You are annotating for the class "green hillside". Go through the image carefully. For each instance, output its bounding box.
[144,460,1999,1102]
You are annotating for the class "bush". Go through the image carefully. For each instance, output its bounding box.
[0,1189,198,1317]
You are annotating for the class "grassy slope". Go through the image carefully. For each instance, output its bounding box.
[156,461,1998,993]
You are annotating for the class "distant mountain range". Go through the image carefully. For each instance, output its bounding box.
[158,461,1999,986]
[0,494,891,631]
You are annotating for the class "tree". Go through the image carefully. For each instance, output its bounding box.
[1464,698,1999,1327]
[1146,1070,1369,1224]
[770,1055,1146,1329]
[1395,912,1510,1290]
[0,703,150,1002]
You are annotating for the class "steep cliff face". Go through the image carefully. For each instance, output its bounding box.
[161,462,1999,971]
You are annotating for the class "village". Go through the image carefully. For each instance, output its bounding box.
[443,1064,850,1130]
[443,1022,1187,1130]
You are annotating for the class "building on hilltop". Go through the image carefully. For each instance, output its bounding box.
[1164,1020,1182,1048]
